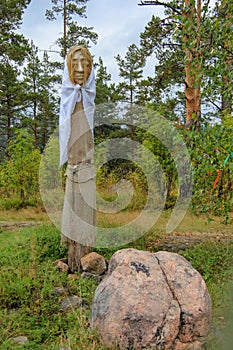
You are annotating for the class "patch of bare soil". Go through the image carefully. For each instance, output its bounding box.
[0,221,42,231]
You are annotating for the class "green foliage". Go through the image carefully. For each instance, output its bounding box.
[95,120,232,219]
[183,124,233,218]
[0,0,30,62]
[0,130,41,209]
[140,12,185,115]
[0,0,31,32]
[0,0,31,158]
[204,0,233,119]
[0,62,27,159]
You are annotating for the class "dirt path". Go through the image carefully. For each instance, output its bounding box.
[155,234,233,252]
[0,221,42,231]
[1,207,233,254]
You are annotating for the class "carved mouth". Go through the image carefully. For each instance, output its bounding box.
[76,74,84,78]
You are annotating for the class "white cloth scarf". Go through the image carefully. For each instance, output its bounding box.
[59,59,96,166]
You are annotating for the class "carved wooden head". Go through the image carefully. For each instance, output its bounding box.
[67,46,92,85]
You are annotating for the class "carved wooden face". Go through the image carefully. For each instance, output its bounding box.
[67,46,92,85]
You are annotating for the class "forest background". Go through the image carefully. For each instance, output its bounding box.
[0,0,232,222]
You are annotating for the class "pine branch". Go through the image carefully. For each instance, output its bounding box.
[39,49,60,54]
[204,96,221,111]
[202,0,211,22]
[162,43,182,48]
[138,1,182,15]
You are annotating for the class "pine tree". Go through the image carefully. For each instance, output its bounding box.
[115,44,146,105]
[0,0,31,159]
[115,44,146,144]
[0,0,30,63]
[22,43,43,148]
[37,52,61,150]
[0,63,26,160]
[140,1,213,128]
[95,57,112,104]
[22,43,61,150]
[45,0,98,57]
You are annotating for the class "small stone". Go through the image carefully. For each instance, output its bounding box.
[53,259,69,272]
[81,252,108,275]
[53,287,69,297]
[68,273,79,279]
[11,336,29,345]
[53,258,68,264]
[81,272,102,283]
[60,295,85,310]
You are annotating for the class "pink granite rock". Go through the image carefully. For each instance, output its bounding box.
[90,248,212,350]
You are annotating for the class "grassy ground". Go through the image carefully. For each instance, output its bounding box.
[0,210,233,349]
[1,207,233,236]
[0,207,49,223]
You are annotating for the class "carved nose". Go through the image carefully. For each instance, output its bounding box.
[77,60,84,72]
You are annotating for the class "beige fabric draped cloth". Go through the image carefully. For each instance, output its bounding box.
[61,102,96,246]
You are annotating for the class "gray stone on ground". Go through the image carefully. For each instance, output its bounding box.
[90,248,212,350]
[11,336,29,345]
[53,286,69,297]
[81,272,102,283]
[81,252,108,275]
[60,295,85,310]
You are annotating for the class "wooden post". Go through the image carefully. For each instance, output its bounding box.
[61,46,96,273]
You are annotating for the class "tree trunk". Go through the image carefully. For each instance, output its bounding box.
[63,0,67,58]
[68,241,92,272]
[184,0,202,129]
[7,111,11,161]
[33,97,38,148]
[6,89,11,160]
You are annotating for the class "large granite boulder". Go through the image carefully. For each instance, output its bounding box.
[90,248,212,350]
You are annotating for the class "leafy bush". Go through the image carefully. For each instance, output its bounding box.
[0,129,41,210]
[183,124,233,219]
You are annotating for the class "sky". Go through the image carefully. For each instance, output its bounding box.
[20,0,164,82]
